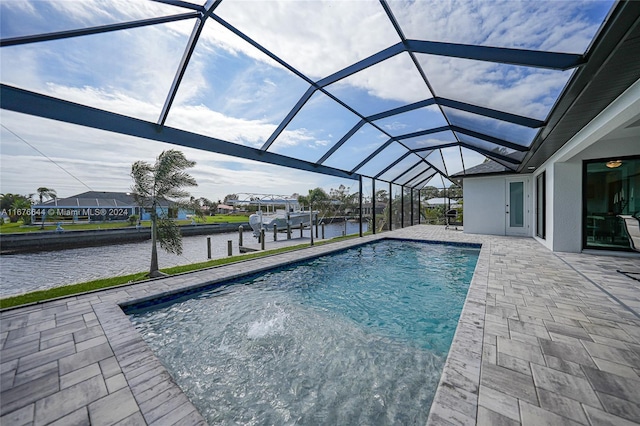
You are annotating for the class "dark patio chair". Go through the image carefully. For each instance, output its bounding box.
[619,214,640,251]
[617,214,640,281]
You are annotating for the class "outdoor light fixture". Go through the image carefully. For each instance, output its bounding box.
[606,160,623,168]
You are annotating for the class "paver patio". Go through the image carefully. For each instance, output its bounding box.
[1,225,639,425]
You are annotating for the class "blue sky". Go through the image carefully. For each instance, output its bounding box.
[0,0,614,202]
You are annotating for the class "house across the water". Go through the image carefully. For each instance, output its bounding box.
[31,191,192,223]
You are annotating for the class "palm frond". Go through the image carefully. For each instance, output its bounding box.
[157,216,183,255]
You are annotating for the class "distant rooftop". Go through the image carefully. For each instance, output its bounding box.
[451,160,509,179]
[34,191,172,207]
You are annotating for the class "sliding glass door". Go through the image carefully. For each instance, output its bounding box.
[536,172,546,239]
[584,156,640,251]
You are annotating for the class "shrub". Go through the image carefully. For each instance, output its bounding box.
[128,214,139,226]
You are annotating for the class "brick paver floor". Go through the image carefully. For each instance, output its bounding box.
[1,225,639,425]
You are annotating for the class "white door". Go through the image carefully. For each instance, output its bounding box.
[506,179,528,236]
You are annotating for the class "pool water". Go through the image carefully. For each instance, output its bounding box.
[128,239,479,425]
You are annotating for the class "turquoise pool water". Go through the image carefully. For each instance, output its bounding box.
[128,239,479,425]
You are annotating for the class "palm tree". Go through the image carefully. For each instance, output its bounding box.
[36,187,57,229]
[130,150,197,277]
[298,188,330,215]
[11,197,33,224]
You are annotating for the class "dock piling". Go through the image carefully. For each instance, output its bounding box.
[227,240,232,256]
[207,237,211,259]
[238,225,243,247]
[261,229,265,250]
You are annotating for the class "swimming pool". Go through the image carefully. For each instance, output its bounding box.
[127,239,480,425]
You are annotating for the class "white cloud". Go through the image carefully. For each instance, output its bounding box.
[389,0,609,54]
[328,52,433,106]
[212,1,400,78]
[382,122,407,132]
[418,55,573,119]
[0,108,350,202]
[166,104,275,147]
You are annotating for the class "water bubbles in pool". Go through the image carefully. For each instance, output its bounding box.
[246,304,289,339]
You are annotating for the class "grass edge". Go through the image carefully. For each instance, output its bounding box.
[0,233,366,310]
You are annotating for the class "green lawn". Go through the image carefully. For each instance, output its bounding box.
[0,215,250,234]
[0,231,370,310]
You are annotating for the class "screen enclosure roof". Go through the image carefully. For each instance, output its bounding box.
[2,0,639,189]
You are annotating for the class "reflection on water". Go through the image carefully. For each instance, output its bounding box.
[0,222,366,297]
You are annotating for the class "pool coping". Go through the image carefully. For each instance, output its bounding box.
[112,233,488,425]
[426,239,489,425]
[113,234,484,424]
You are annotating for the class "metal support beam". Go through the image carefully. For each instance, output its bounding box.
[351,127,453,178]
[417,189,421,224]
[366,96,544,130]
[391,158,424,183]
[317,120,365,164]
[351,138,394,174]
[261,86,316,151]
[401,185,404,228]
[406,40,585,70]
[452,126,529,152]
[405,168,437,188]
[211,15,314,86]
[398,166,434,186]
[458,141,521,166]
[411,170,438,190]
[157,0,222,127]
[1,84,359,181]
[435,97,545,128]
[158,17,206,127]
[359,175,363,237]
[395,126,452,141]
[0,13,199,47]
[374,151,415,180]
[439,149,449,176]
[410,189,414,225]
[366,99,437,122]
[372,178,376,234]
[316,43,405,87]
[412,142,460,154]
[389,181,393,231]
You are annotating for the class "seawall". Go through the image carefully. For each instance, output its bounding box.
[0,223,249,254]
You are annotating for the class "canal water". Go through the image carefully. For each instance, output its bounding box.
[0,221,367,297]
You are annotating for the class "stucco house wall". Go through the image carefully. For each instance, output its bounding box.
[463,79,640,253]
[462,176,507,235]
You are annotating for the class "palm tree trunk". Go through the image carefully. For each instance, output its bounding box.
[149,211,160,276]
[39,195,45,230]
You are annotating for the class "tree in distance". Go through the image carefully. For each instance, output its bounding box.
[36,187,56,229]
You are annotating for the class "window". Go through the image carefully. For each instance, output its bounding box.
[536,172,546,239]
